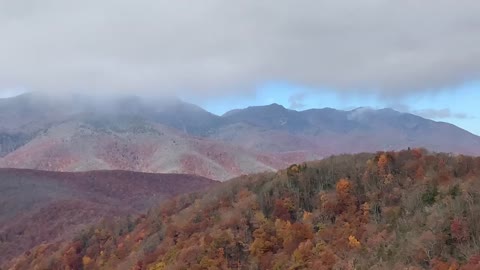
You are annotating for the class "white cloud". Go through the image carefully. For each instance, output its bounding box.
[288,92,307,109]
[391,104,472,120]
[1,0,480,97]
[414,108,470,120]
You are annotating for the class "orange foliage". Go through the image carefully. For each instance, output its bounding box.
[336,178,352,199]
[250,222,277,257]
[348,235,361,249]
[415,165,425,180]
[378,153,389,175]
[9,151,480,270]
[82,256,92,266]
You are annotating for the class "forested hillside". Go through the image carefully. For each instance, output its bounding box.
[0,170,216,267]
[8,150,480,269]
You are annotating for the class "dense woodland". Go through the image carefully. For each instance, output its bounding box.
[6,149,480,269]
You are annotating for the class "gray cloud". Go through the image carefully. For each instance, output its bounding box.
[414,108,470,120]
[391,104,472,119]
[288,92,307,109]
[1,0,480,97]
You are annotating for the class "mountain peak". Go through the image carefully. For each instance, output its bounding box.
[350,106,374,112]
[246,103,289,112]
[222,103,288,118]
[267,103,286,109]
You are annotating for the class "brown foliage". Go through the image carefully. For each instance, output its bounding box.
[7,151,480,270]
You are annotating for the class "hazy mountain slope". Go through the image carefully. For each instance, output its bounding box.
[0,94,69,156]
[217,105,480,155]
[0,119,295,180]
[1,94,479,180]
[0,168,216,266]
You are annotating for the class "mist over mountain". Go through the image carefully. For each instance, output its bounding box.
[2,2,480,269]
[1,93,479,180]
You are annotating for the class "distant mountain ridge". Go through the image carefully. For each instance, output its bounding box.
[1,93,479,180]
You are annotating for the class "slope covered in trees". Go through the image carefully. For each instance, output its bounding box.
[0,169,216,267]
[8,150,480,269]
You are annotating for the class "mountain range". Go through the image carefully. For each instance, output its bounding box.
[1,93,479,180]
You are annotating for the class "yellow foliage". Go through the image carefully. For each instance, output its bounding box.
[251,223,276,256]
[163,247,179,264]
[148,262,166,270]
[366,159,374,169]
[319,192,328,204]
[199,256,216,268]
[82,256,92,266]
[314,241,327,253]
[194,200,201,209]
[33,244,49,259]
[384,173,394,184]
[289,164,300,174]
[348,235,361,249]
[283,198,295,211]
[361,202,370,217]
[254,211,267,225]
[293,240,314,263]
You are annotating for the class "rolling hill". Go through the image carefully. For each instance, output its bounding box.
[0,169,216,266]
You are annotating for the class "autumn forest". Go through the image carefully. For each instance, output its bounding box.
[7,149,480,270]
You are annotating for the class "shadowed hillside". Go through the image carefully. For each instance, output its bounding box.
[0,169,217,266]
[7,150,480,269]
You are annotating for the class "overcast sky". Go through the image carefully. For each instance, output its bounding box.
[0,0,479,133]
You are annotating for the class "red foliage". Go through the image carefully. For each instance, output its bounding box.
[0,169,216,266]
[451,218,469,242]
[273,198,295,221]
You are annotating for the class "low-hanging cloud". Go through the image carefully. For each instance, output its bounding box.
[1,0,480,97]
[288,92,307,110]
[414,108,470,120]
[391,104,472,120]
